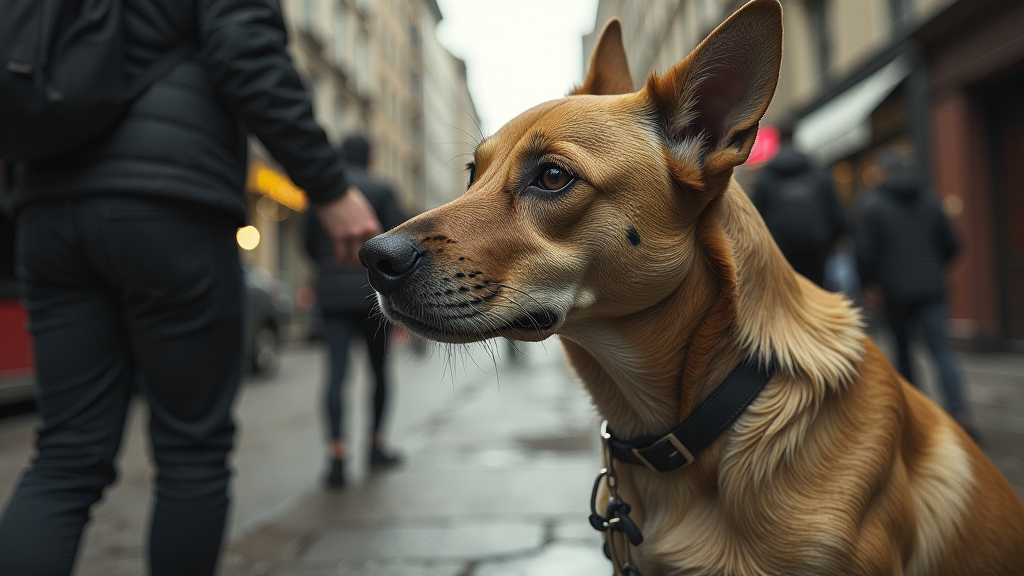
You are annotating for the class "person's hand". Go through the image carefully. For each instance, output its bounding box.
[315,187,383,267]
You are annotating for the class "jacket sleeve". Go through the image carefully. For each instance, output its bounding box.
[855,201,879,286]
[302,209,320,261]
[197,0,348,204]
[823,176,847,242]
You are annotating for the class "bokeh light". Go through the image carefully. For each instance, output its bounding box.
[236,226,261,250]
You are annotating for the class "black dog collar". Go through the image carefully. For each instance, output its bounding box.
[604,357,775,473]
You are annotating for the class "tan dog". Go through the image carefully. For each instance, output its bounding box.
[360,1,1024,573]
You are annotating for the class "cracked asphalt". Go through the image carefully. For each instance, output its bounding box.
[1,331,1021,575]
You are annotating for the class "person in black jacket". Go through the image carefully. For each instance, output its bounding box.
[306,135,405,488]
[856,149,972,430]
[0,1,380,575]
[752,127,846,287]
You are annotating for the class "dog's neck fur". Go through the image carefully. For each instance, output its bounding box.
[560,178,864,441]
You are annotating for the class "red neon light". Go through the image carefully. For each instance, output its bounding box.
[745,125,780,165]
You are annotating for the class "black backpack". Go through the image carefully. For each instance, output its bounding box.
[761,172,835,253]
[0,0,189,161]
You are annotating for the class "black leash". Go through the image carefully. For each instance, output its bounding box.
[589,356,774,574]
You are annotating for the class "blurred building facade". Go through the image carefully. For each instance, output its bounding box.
[420,8,479,210]
[243,0,477,334]
[586,0,1024,352]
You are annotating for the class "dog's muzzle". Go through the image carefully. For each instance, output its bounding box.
[360,233,423,295]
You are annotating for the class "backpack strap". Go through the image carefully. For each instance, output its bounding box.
[122,41,195,102]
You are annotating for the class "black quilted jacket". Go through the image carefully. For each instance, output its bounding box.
[855,173,960,302]
[10,0,347,223]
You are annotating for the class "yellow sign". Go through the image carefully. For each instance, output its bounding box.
[247,161,309,212]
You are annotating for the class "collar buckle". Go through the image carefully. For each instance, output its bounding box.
[630,432,694,473]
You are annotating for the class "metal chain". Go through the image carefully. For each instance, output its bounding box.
[589,421,643,576]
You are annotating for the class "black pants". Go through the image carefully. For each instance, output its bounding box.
[323,312,389,442]
[884,298,967,416]
[0,196,243,576]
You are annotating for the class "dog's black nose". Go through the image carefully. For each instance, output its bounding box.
[359,234,422,295]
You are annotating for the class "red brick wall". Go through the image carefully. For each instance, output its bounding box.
[929,90,1000,347]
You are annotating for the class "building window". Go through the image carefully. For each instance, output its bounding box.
[334,98,346,138]
[333,3,347,66]
[410,24,421,52]
[889,0,913,29]
[356,31,369,92]
[410,70,422,99]
[412,116,423,146]
[305,0,318,34]
[809,0,832,82]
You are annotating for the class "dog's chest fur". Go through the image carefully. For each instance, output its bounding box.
[567,327,986,576]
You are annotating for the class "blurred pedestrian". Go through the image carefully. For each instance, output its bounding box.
[305,135,405,488]
[0,1,380,575]
[855,149,974,433]
[752,125,847,287]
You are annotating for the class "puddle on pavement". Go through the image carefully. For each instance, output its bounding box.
[302,519,545,562]
[473,447,529,468]
[517,434,594,453]
[460,433,595,468]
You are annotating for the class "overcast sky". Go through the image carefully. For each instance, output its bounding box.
[435,0,600,136]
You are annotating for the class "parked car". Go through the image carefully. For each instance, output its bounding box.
[0,263,289,408]
[0,205,34,406]
[244,266,292,375]
[0,292,34,406]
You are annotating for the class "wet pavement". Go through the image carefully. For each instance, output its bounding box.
[0,333,1021,575]
[873,330,1024,497]
[0,339,608,576]
[217,341,607,576]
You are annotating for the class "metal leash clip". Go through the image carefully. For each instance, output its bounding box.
[590,421,644,576]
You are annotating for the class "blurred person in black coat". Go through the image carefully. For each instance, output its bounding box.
[305,135,406,488]
[856,149,973,433]
[0,1,380,574]
[752,127,847,287]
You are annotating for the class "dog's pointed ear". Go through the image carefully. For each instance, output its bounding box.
[572,18,634,96]
[647,0,782,175]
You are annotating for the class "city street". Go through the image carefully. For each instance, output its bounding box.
[1,335,1022,576]
[0,339,607,576]
[0,0,1021,574]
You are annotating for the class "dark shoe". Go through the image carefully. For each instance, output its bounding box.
[370,447,403,471]
[325,458,346,488]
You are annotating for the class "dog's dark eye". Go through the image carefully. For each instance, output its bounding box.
[536,165,573,191]
[466,163,477,189]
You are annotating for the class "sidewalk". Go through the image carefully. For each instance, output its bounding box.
[910,348,1024,496]
[0,333,1020,575]
[218,339,1024,576]
[220,341,607,576]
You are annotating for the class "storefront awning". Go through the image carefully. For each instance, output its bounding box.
[246,161,309,212]
[794,54,913,165]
